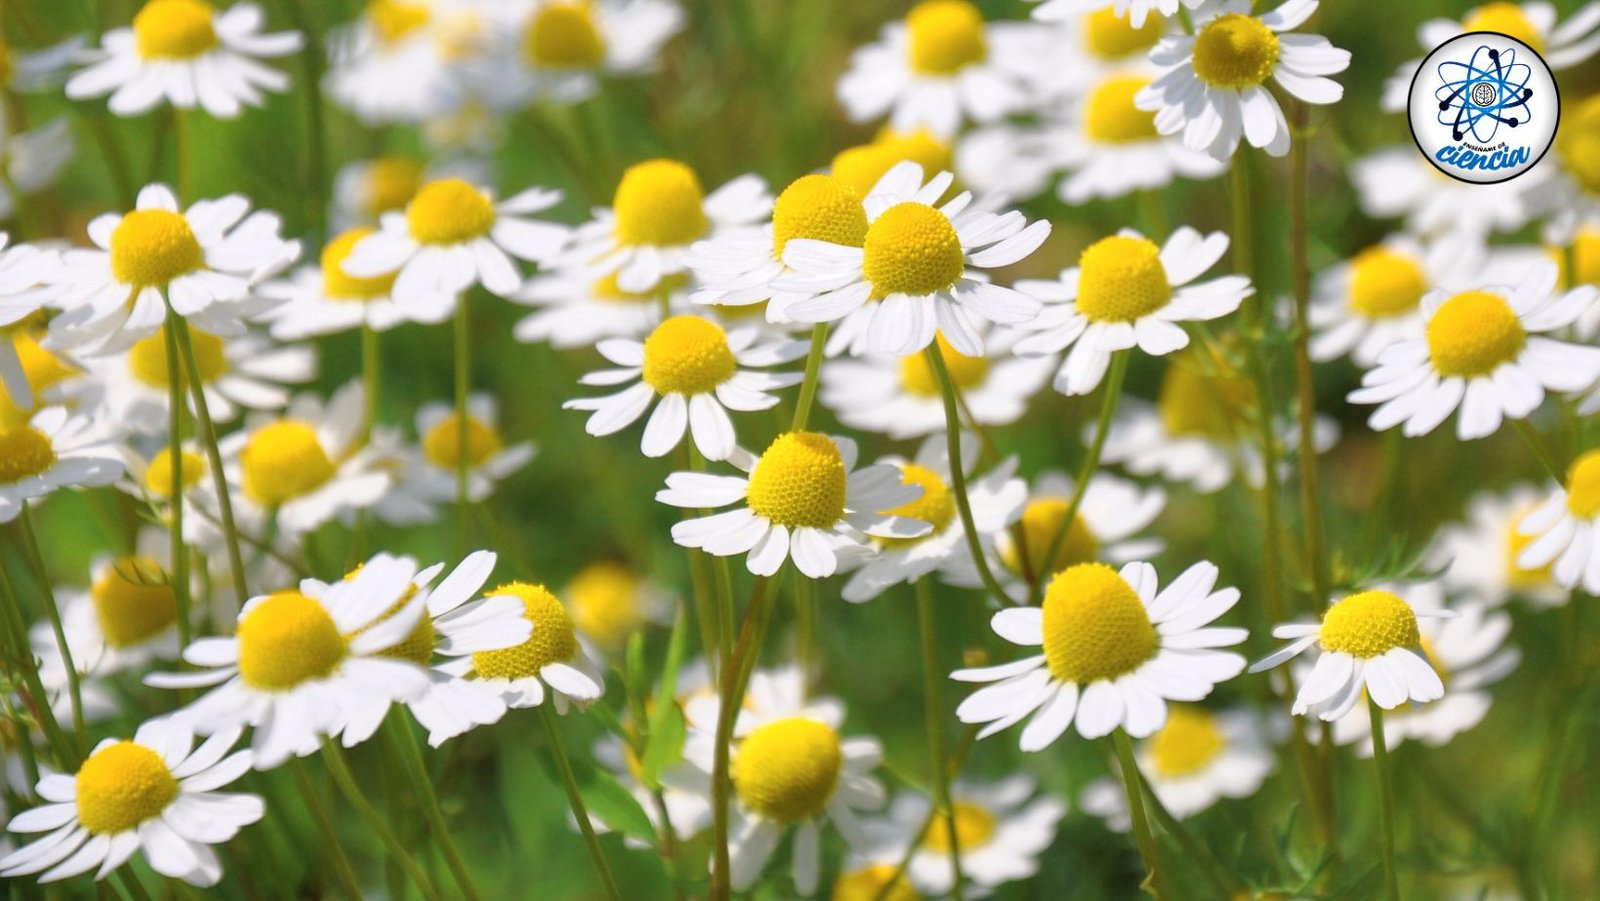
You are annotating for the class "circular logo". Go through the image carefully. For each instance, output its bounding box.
[1407,31,1559,185]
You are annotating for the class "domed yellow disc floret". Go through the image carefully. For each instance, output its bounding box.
[111,209,203,287]
[472,582,580,678]
[906,0,987,75]
[237,591,350,690]
[1425,290,1525,378]
[746,432,848,529]
[1191,13,1280,89]
[91,556,178,649]
[772,175,869,258]
[1559,228,1600,290]
[1084,75,1160,143]
[406,178,497,245]
[127,325,227,388]
[1564,450,1600,518]
[133,0,218,60]
[641,315,737,395]
[1041,563,1159,684]
[831,131,952,198]
[613,159,709,247]
[1556,96,1600,195]
[75,741,178,835]
[323,227,399,300]
[880,464,955,547]
[1462,3,1544,51]
[1157,350,1257,439]
[367,0,430,43]
[1318,590,1420,658]
[0,425,56,483]
[1147,705,1225,777]
[1348,247,1427,318]
[922,801,996,853]
[568,562,645,649]
[524,1,606,68]
[733,717,842,822]
[1085,7,1165,59]
[831,864,920,901]
[422,412,504,470]
[862,202,965,298]
[144,446,206,499]
[363,157,423,217]
[240,420,336,507]
[592,271,686,304]
[1077,235,1171,323]
[899,332,989,397]
[1003,499,1099,578]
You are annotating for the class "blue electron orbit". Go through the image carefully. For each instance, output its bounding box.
[1435,45,1535,144]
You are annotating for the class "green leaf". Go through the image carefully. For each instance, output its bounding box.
[641,697,686,787]
[579,767,658,845]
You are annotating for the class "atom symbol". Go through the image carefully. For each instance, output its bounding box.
[1435,45,1534,143]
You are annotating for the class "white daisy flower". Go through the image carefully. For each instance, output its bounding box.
[0,120,75,224]
[880,776,1066,895]
[409,393,536,502]
[146,553,434,768]
[347,426,445,528]
[1522,94,1600,242]
[325,0,482,125]
[1136,0,1350,161]
[1513,449,1600,593]
[831,847,919,900]
[954,560,1248,748]
[668,666,885,895]
[1431,486,1566,608]
[445,580,607,714]
[0,720,260,886]
[257,226,436,340]
[28,553,184,687]
[657,431,931,578]
[331,156,425,228]
[510,264,677,348]
[1031,0,1204,30]
[1251,586,1452,721]
[1013,227,1252,396]
[841,433,1026,603]
[1352,147,1536,241]
[564,561,676,655]
[1081,706,1272,827]
[1050,71,1226,205]
[836,0,1039,138]
[342,177,568,316]
[564,314,805,462]
[563,158,771,295]
[976,472,1166,593]
[486,0,684,107]
[47,184,299,356]
[0,406,124,523]
[0,332,81,427]
[1309,235,1485,367]
[1347,262,1600,441]
[66,0,302,118]
[0,36,83,97]
[775,162,1050,358]
[0,234,60,410]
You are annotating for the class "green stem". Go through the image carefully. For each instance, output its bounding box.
[361,323,381,443]
[1287,100,1330,611]
[539,704,624,901]
[18,504,84,751]
[288,759,364,900]
[926,344,1014,606]
[1135,769,1238,899]
[1112,729,1167,899]
[173,316,251,604]
[453,295,471,557]
[790,324,827,431]
[794,570,815,679]
[710,575,776,901]
[1513,419,1563,482]
[161,317,194,651]
[1368,700,1401,901]
[385,717,481,901]
[0,560,74,765]
[281,0,328,238]
[321,743,441,901]
[914,578,964,900]
[873,725,978,901]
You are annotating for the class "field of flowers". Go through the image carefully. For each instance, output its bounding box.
[2,0,1599,898]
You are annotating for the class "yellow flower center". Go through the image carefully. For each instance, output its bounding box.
[1348,247,1427,318]
[524,1,607,68]
[733,717,842,823]
[899,332,989,397]
[906,0,987,75]
[612,159,709,247]
[1462,3,1544,51]
[405,178,497,245]
[1003,498,1099,578]
[831,130,952,198]
[111,209,203,288]
[0,425,56,484]
[127,325,227,388]
[862,202,964,298]
[1564,450,1600,518]
[237,591,350,690]
[1084,75,1160,143]
[240,420,336,507]
[1041,563,1159,684]
[1085,7,1165,59]
[922,801,996,853]
[91,556,178,649]
[422,412,504,470]
[1425,290,1525,378]
[1192,13,1280,89]
[1506,506,1556,589]
[341,571,436,665]
[362,157,423,218]
[133,0,218,60]
[1318,590,1420,658]
[2,336,76,427]
[1557,96,1600,195]
[746,432,848,529]
[471,582,580,678]
[567,562,645,649]
[75,742,178,835]
[832,864,920,901]
[879,463,955,548]
[322,228,398,300]
[640,315,737,395]
[592,271,687,303]
[144,447,206,499]
[772,174,869,259]
[1077,235,1171,323]
[1556,227,1600,289]
[1157,350,1256,439]
[1147,705,1226,777]
[367,0,431,45]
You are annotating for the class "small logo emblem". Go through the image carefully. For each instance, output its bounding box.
[1408,31,1558,185]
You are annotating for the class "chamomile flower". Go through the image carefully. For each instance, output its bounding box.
[1081,706,1272,828]
[563,159,771,294]
[830,129,953,199]
[66,0,302,118]
[147,553,433,767]
[882,777,1066,895]
[1523,94,1600,241]
[332,156,425,227]
[955,560,1247,748]
[840,433,1026,603]
[342,177,569,315]
[47,184,299,356]
[0,333,80,427]
[564,561,675,654]
[0,720,260,886]
[30,554,183,687]
[1031,0,1204,30]
[1013,228,1251,396]
[984,473,1166,590]
[1251,586,1452,721]
[1136,0,1350,161]
[491,0,685,107]
[1512,449,1600,593]
[0,235,60,409]
[326,0,480,124]
[406,394,535,503]
[831,853,919,901]
[1309,236,1484,367]
[1347,262,1600,441]
[564,314,806,462]
[775,162,1050,358]
[445,581,606,713]
[837,0,1038,138]
[1049,71,1226,204]
[820,331,1054,440]
[511,265,678,348]
[0,120,75,224]
[0,407,124,523]
[671,666,885,894]
[658,431,931,578]
[257,227,433,340]
[1432,486,1566,607]
[1352,148,1535,241]
[0,36,82,98]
